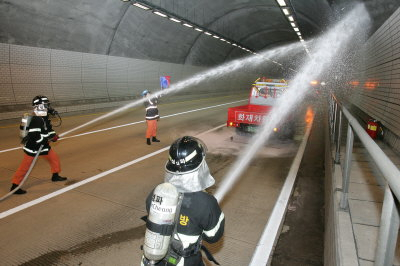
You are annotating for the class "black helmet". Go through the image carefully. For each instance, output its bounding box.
[32,95,50,107]
[166,136,206,173]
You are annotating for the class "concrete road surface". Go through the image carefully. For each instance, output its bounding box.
[0,93,309,265]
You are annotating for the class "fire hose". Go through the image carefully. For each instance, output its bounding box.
[0,145,43,201]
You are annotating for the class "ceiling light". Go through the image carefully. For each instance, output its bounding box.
[169,18,181,23]
[195,28,203,32]
[297,32,301,36]
[277,0,286,7]
[290,22,296,27]
[133,3,150,10]
[204,32,212,35]
[288,16,294,22]
[220,38,226,41]
[226,41,231,44]
[153,11,167,17]
[183,23,193,28]
[213,35,220,39]
[300,39,305,42]
[293,27,299,32]
[282,8,290,15]
[232,43,237,46]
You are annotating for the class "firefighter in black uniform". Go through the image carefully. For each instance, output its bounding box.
[142,136,225,266]
[142,90,161,145]
[10,95,67,194]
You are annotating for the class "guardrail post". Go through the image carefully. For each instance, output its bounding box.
[334,109,342,164]
[340,122,354,210]
[329,95,334,131]
[332,102,338,144]
[374,185,400,266]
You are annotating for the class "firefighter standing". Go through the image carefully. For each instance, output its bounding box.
[142,90,161,145]
[142,136,225,266]
[10,95,67,194]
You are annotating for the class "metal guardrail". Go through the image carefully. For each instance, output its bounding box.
[329,94,400,266]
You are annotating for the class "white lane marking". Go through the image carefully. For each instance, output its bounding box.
[0,100,244,153]
[0,124,226,219]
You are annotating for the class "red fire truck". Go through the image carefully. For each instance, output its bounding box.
[227,77,295,139]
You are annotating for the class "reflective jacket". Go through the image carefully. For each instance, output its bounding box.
[146,190,225,266]
[144,97,160,120]
[23,116,56,156]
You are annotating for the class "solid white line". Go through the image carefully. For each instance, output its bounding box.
[0,124,226,219]
[249,113,315,266]
[0,100,245,152]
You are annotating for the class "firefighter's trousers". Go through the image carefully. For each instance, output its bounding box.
[146,119,158,138]
[12,149,61,185]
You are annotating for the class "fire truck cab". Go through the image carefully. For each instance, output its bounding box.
[227,77,295,139]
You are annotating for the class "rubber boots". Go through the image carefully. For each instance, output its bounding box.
[10,183,26,194]
[52,173,67,182]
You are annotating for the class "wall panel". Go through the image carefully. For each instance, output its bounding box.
[352,8,400,141]
[0,43,261,120]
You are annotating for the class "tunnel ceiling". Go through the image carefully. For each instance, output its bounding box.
[0,0,398,67]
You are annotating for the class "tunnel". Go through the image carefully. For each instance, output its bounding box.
[0,0,400,265]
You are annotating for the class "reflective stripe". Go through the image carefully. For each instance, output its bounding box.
[203,212,225,238]
[28,128,41,132]
[36,136,43,143]
[185,150,197,162]
[146,106,158,110]
[174,233,200,249]
[23,147,49,154]
[146,115,159,119]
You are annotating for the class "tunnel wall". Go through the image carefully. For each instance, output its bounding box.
[0,43,261,120]
[351,8,400,153]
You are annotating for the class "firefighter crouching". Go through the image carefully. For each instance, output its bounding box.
[142,136,225,266]
[10,95,67,194]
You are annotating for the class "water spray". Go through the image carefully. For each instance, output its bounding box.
[59,42,305,138]
[214,3,371,203]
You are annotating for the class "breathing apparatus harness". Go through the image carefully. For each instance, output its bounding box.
[142,189,220,266]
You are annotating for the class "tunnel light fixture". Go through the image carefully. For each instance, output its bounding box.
[287,16,294,22]
[293,27,299,32]
[296,32,301,36]
[132,1,256,54]
[153,11,167,17]
[232,43,238,46]
[290,22,296,27]
[277,0,286,7]
[282,8,290,15]
[133,2,150,10]
[169,17,181,23]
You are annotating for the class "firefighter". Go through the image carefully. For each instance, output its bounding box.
[142,136,225,266]
[142,90,161,145]
[10,95,67,194]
